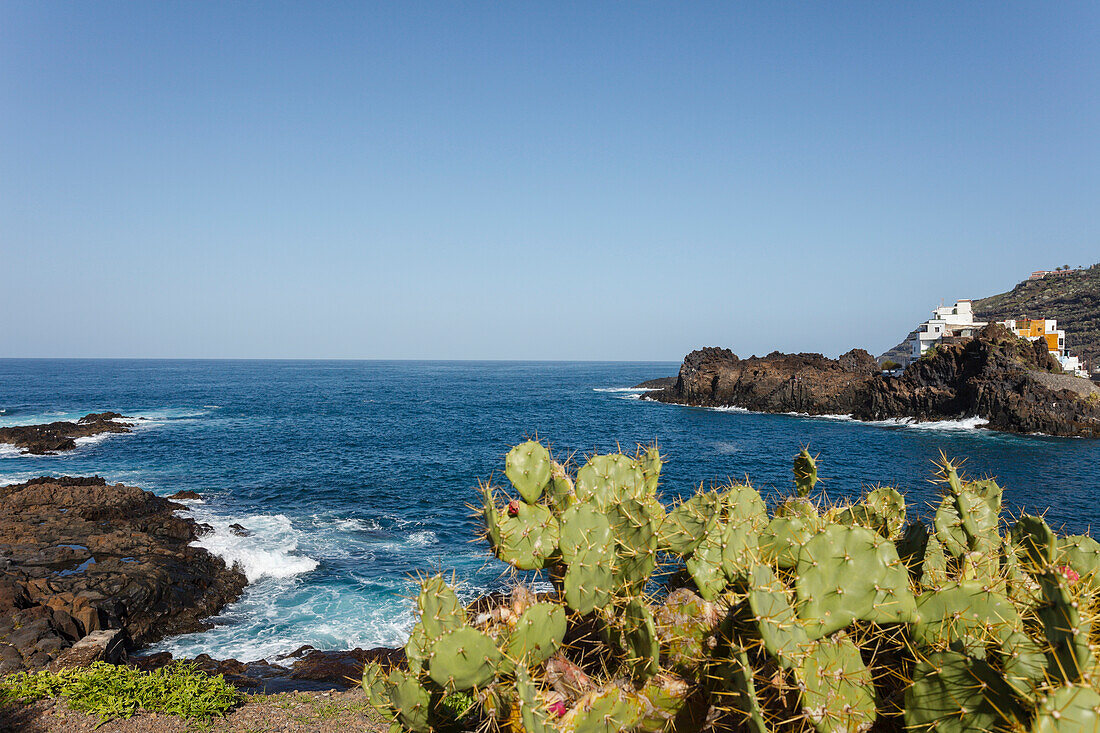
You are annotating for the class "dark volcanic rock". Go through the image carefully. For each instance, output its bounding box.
[168,490,202,500]
[131,646,406,692]
[651,347,874,416]
[631,376,677,389]
[0,413,134,455]
[648,325,1100,437]
[0,476,247,672]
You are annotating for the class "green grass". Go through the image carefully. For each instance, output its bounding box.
[0,661,242,723]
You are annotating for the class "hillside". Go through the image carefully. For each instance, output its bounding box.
[879,263,1100,370]
[973,263,1100,369]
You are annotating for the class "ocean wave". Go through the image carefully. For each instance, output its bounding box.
[73,432,123,447]
[592,387,658,393]
[0,444,24,459]
[188,513,319,583]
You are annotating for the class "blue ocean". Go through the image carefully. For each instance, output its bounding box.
[2,360,1098,661]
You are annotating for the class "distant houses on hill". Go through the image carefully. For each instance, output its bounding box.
[1029,267,1084,280]
[909,299,1088,377]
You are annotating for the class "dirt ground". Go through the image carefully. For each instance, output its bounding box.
[0,688,388,733]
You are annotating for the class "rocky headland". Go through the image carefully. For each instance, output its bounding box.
[645,324,1100,437]
[0,476,246,673]
[0,413,135,455]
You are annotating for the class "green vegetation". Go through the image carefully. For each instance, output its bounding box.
[365,439,1100,732]
[0,661,241,722]
[880,358,901,370]
[975,262,1100,368]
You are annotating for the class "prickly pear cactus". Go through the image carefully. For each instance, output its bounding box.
[365,439,1100,733]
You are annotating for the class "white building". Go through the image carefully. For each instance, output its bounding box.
[910,300,987,360]
[909,301,1088,377]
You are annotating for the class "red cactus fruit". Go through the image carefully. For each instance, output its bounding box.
[1057,564,1081,584]
[507,500,520,517]
[548,701,568,718]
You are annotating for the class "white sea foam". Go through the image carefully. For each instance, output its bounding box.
[73,432,120,447]
[189,513,319,583]
[332,517,383,532]
[0,444,24,459]
[714,441,742,454]
[405,530,438,547]
[592,387,659,393]
[660,402,991,432]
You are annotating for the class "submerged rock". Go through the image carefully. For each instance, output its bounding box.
[0,476,247,672]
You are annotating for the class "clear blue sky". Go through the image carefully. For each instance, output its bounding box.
[2,2,1097,360]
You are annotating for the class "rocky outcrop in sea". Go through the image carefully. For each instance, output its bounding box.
[0,413,134,455]
[646,324,1100,437]
[0,476,247,673]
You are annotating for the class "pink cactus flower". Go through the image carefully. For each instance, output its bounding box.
[1057,564,1081,584]
[507,500,520,517]
[548,701,568,718]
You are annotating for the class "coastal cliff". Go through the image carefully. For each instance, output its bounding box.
[0,477,247,673]
[648,324,1100,437]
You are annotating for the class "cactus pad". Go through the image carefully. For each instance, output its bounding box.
[563,548,614,614]
[659,491,720,556]
[609,497,658,588]
[428,626,503,690]
[654,588,719,675]
[794,524,915,638]
[387,667,433,733]
[559,503,613,564]
[1011,514,1056,567]
[495,501,560,570]
[721,521,759,582]
[720,482,768,530]
[417,575,465,639]
[793,448,818,497]
[912,582,1019,657]
[686,516,728,600]
[506,440,553,503]
[934,491,998,558]
[747,563,809,669]
[362,662,395,720]
[576,453,645,506]
[1059,534,1100,589]
[622,597,660,680]
[1032,685,1100,733]
[638,446,663,496]
[559,686,645,733]
[505,602,567,666]
[404,622,431,675]
[798,634,876,733]
[904,651,1023,733]
[767,498,822,565]
[720,648,768,733]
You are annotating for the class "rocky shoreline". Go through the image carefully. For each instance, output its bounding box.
[643,324,1100,437]
[0,475,405,692]
[0,476,247,673]
[0,413,135,455]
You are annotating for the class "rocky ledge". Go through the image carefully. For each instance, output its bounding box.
[0,413,135,455]
[646,324,1100,437]
[0,476,247,673]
